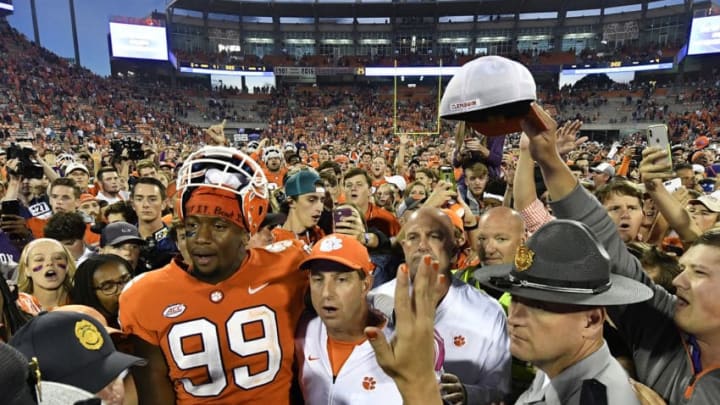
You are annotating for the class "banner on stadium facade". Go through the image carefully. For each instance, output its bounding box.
[273,66,357,76]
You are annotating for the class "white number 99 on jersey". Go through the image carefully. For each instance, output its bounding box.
[167,306,281,397]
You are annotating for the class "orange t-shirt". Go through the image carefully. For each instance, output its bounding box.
[327,336,367,377]
[27,217,48,239]
[84,223,100,247]
[371,178,387,190]
[365,203,400,237]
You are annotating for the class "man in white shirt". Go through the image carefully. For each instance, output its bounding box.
[370,207,510,404]
[95,167,129,205]
[295,233,404,404]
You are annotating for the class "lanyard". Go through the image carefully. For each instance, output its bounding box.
[687,335,703,374]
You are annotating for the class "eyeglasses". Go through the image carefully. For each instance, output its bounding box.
[94,274,132,296]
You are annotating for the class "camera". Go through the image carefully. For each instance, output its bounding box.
[110,138,145,161]
[6,143,44,179]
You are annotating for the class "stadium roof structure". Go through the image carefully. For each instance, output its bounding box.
[167,0,645,18]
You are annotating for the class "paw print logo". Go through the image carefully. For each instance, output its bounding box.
[319,236,343,252]
[453,335,466,347]
[362,376,376,391]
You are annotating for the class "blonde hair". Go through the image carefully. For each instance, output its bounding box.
[17,238,77,295]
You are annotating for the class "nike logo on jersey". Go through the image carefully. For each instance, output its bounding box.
[248,282,269,295]
[308,355,320,361]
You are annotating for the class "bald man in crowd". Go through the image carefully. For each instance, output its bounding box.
[454,207,526,291]
[371,207,510,404]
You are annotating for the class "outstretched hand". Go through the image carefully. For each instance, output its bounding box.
[365,255,445,404]
[556,120,587,156]
[639,147,674,188]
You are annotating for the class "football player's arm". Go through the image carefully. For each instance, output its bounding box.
[129,335,176,405]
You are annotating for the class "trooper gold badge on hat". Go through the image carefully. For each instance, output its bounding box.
[474,220,654,306]
[9,311,146,394]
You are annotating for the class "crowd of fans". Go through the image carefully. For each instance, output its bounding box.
[2,14,720,405]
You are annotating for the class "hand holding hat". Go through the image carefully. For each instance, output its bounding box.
[520,103,560,164]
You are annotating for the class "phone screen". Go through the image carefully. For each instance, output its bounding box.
[1,200,20,217]
[333,207,353,225]
[439,166,456,188]
[647,124,672,167]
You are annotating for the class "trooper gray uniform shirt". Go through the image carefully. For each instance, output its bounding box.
[516,342,639,405]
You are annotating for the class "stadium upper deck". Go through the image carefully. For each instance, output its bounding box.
[165,0,697,64]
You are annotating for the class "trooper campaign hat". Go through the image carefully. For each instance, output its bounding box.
[475,220,653,306]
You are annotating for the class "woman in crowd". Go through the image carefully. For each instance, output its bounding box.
[70,254,134,329]
[16,238,76,315]
[404,181,429,202]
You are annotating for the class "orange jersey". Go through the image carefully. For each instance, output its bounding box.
[264,167,288,189]
[365,203,401,237]
[119,240,309,404]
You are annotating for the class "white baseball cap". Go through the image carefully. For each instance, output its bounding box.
[591,162,615,177]
[64,162,90,176]
[384,175,407,192]
[440,56,536,136]
[689,190,720,213]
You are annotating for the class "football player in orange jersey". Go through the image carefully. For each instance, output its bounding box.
[119,146,309,404]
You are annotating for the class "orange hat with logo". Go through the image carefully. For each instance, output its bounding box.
[299,233,375,275]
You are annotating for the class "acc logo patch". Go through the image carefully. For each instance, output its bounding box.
[75,319,104,350]
[163,303,186,318]
[264,239,293,253]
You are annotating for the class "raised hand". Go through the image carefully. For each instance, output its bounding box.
[639,147,674,187]
[365,255,444,405]
[520,103,560,165]
[555,120,587,156]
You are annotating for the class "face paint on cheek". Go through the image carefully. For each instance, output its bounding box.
[32,265,43,272]
[57,263,67,270]
[185,230,196,238]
